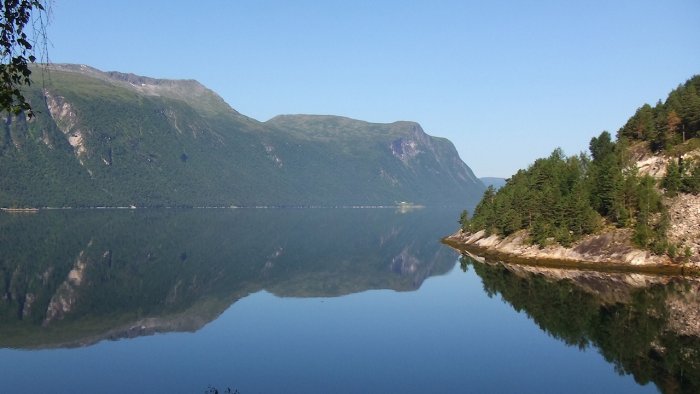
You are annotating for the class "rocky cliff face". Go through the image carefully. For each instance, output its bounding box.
[668,193,700,260]
[445,228,683,272]
[630,146,700,260]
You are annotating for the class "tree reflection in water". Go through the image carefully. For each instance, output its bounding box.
[461,254,700,394]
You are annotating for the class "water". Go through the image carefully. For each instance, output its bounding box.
[0,208,690,393]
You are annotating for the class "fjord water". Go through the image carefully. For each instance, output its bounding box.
[0,209,674,393]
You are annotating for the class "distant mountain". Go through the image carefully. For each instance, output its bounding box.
[0,64,484,207]
[479,177,506,190]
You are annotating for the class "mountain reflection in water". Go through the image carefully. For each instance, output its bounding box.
[460,253,700,394]
[0,208,458,349]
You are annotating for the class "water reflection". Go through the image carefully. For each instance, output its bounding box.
[0,208,458,349]
[460,253,700,394]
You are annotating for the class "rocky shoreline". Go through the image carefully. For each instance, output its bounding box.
[444,228,700,275]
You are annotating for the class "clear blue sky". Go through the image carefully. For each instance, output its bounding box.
[46,0,699,178]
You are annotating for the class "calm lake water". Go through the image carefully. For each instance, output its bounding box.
[0,208,694,393]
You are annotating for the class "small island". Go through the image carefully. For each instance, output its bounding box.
[447,75,700,275]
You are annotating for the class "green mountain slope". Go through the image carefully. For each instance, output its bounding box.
[265,115,483,205]
[0,65,484,207]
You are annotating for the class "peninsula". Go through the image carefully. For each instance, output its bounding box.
[447,75,700,273]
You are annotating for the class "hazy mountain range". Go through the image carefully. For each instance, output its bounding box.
[479,177,506,190]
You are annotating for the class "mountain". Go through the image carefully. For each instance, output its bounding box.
[265,114,484,205]
[0,64,484,207]
[479,177,506,190]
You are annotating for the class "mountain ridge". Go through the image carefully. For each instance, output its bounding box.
[0,64,485,207]
[45,64,243,118]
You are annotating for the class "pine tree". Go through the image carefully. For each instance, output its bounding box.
[663,158,682,197]
[589,145,622,219]
[634,176,662,248]
[667,110,682,142]
[470,186,497,234]
[680,84,700,137]
[459,209,470,231]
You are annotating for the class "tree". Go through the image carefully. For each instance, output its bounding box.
[470,186,497,233]
[633,175,663,249]
[589,131,614,162]
[589,131,624,220]
[666,110,682,142]
[663,158,682,197]
[680,84,700,138]
[619,104,655,141]
[0,0,49,117]
[459,209,469,231]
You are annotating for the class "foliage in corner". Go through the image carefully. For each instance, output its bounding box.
[0,0,49,117]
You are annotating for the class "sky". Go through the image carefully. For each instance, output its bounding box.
[45,0,699,178]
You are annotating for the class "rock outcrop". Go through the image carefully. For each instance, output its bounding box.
[667,193,700,259]
[445,227,699,274]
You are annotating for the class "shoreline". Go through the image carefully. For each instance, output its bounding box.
[443,229,700,276]
[0,204,427,211]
